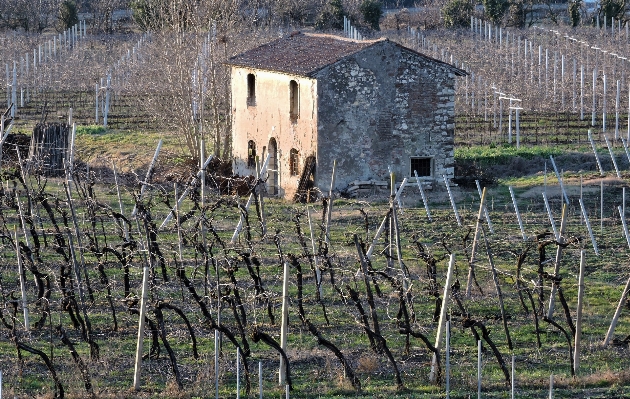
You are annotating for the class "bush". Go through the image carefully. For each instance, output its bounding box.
[441,0,473,28]
[58,0,78,31]
[507,0,526,28]
[483,0,509,24]
[360,0,383,30]
[568,0,581,26]
[315,0,345,30]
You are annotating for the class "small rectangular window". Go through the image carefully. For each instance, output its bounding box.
[247,74,256,106]
[411,157,432,177]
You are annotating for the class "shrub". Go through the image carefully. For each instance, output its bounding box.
[441,0,473,28]
[360,0,383,30]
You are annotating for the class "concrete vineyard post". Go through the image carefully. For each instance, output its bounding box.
[467,187,487,298]
[588,130,605,175]
[547,204,567,318]
[324,160,336,245]
[230,153,270,243]
[616,80,620,139]
[259,361,263,399]
[237,348,241,399]
[132,139,162,217]
[542,192,558,239]
[593,69,597,127]
[443,175,461,226]
[604,134,621,177]
[132,263,150,390]
[414,170,432,221]
[306,207,322,298]
[446,320,450,398]
[14,226,29,331]
[549,155,570,203]
[279,262,289,385]
[579,198,599,255]
[429,253,455,383]
[574,250,585,374]
[509,186,526,240]
[477,339,482,399]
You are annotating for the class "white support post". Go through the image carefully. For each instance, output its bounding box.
[443,175,461,226]
[542,192,558,239]
[603,74,607,132]
[230,154,270,243]
[446,320,450,399]
[509,186,526,240]
[475,180,494,233]
[588,130,605,175]
[259,361,263,399]
[593,69,597,127]
[14,227,29,331]
[616,80,621,139]
[547,204,567,318]
[579,198,599,255]
[414,170,432,221]
[324,160,336,245]
[429,254,455,383]
[279,262,289,385]
[604,134,621,177]
[549,155,570,203]
[477,339,482,399]
[603,246,630,346]
[574,250,585,374]
[307,207,322,298]
[467,187,488,298]
[581,64,584,120]
[132,264,150,390]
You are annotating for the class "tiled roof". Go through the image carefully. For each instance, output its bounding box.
[228,32,467,77]
[227,32,383,77]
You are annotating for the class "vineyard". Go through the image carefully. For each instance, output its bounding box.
[2,17,630,399]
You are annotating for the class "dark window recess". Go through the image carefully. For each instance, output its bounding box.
[289,148,299,176]
[247,74,256,106]
[247,140,256,168]
[289,80,299,121]
[411,157,431,177]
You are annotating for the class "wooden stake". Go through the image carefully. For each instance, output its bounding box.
[430,254,455,383]
[279,262,289,385]
[574,250,585,373]
[133,263,150,390]
[475,180,494,233]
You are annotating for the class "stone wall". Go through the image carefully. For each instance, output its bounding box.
[314,40,456,192]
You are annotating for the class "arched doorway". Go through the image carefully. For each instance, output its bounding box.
[267,138,278,196]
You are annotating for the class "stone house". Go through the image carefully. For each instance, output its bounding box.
[227,32,466,200]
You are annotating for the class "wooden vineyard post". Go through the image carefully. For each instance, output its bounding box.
[279,261,289,385]
[306,207,322,298]
[324,160,336,245]
[443,175,461,226]
[14,226,29,331]
[579,198,599,255]
[475,180,493,233]
[547,204,567,318]
[467,187,487,298]
[132,263,150,390]
[430,253,455,383]
[482,226,512,350]
[509,186,526,240]
[574,250,585,373]
[414,170,432,221]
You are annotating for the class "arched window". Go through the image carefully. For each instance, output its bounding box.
[247,74,256,106]
[289,148,299,176]
[289,80,299,121]
[247,140,256,168]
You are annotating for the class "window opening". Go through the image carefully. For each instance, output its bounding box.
[289,80,299,121]
[247,74,256,106]
[410,157,432,177]
[247,140,256,168]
